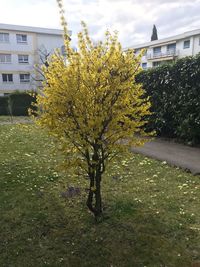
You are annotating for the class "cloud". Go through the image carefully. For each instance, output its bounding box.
[0,0,200,47]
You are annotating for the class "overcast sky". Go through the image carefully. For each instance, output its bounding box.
[1,0,200,48]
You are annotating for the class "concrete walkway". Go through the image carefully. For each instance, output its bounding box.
[131,139,200,175]
[0,117,32,125]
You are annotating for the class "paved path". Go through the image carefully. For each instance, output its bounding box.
[131,139,200,175]
[0,118,32,125]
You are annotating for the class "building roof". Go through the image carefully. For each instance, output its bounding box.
[0,23,72,36]
[125,28,200,50]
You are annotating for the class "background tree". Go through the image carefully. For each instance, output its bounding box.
[32,48,50,90]
[35,0,151,220]
[151,25,158,41]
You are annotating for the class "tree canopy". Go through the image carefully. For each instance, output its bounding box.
[151,25,158,41]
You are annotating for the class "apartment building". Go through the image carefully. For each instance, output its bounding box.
[126,28,200,69]
[0,23,71,95]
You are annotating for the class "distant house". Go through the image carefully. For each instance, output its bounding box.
[0,23,72,95]
[125,28,200,69]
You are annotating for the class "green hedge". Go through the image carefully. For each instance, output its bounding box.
[136,54,200,145]
[0,96,8,115]
[0,93,36,116]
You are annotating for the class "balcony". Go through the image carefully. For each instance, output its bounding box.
[147,49,179,60]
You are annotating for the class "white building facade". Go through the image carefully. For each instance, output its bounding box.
[0,23,69,95]
[126,29,200,69]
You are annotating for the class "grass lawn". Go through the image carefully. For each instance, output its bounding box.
[0,122,200,267]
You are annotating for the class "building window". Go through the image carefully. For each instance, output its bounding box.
[142,62,147,69]
[0,33,9,43]
[20,73,30,83]
[16,34,27,43]
[134,49,140,55]
[167,43,176,54]
[61,45,66,56]
[183,40,190,49]
[153,61,161,67]
[18,55,29,64]
[153,46,161,58]
[2,74,13,82]
[0,54,11,63]
[153,46,161,54]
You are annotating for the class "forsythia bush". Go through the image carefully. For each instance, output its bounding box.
[35,0,151,220]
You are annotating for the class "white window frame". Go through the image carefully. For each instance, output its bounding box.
[2,73,13,83]
[16,34,27,44]
[142,62,147,69]
[153,61,161,67]
[20,73,30,83]
[0,54,11,63]
[18,55,29,64]
[0,33,9,43]
[153,46,162,55]
[183,40,190,49]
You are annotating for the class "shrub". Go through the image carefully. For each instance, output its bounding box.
[35,0,151,220]
[0,92,36,116]
[136,54,200,145]
[0,96,9,115]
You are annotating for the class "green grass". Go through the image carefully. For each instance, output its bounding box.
[0,123,200,267]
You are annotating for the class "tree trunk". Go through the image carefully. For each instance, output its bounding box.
[86,171,102,221]
[94,174,102,220]
[86,175,96,214]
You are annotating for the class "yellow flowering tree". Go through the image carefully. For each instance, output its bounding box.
[36,0,151,220]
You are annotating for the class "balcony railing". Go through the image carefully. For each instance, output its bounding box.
[147,49,179,60]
